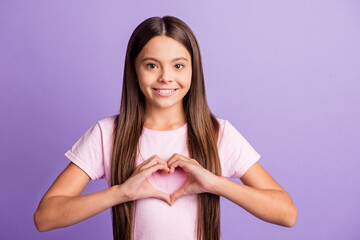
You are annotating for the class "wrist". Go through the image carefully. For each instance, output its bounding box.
[111,184,131,205]
[209,175,226,195]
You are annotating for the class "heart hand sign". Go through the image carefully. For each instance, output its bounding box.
[121,153,220,206]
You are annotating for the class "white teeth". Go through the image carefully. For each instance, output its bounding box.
[156,89,175,93]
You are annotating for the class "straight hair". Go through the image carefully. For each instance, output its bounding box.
[111,16,222,240]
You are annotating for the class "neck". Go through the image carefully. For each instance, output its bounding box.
[143,103,186,131]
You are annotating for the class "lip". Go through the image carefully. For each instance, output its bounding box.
[153,88,178,97]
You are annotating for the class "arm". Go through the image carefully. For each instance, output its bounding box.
[33,162,127,232]
[211,162,297,227]
[166,154,297,227]
[34,157,170,232]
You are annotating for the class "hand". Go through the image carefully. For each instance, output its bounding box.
[122,155,171,204]
[167,153,220,205]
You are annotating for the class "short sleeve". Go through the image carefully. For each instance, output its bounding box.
[64,122,105,180]
[219,120,261,178]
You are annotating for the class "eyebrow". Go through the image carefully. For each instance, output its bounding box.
[141,57,189,63]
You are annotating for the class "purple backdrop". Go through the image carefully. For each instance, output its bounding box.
[1,0,359,239]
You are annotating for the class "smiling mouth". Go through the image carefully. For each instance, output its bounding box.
[153,88,178,93]
[153,88,178,96]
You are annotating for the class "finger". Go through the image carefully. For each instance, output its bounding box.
[170,186,187,206]
[145,155,167,165]
[141,159,167,170]
[134,156,155,173]
[137,155,162,167]
[167,153,190,166]
[153,190,171,205]
[168,159,193,174]
[137,157,167,172]
[142,163,170,178]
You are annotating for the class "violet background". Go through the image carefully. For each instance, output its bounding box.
[1,0,359,239]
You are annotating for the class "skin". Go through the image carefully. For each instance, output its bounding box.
[34,35,297,232]
[134,35,192,130]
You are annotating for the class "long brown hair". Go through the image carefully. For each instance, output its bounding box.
[111,16,221,240]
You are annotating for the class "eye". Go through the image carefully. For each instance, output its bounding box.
[146,63,157,69]
[174,64,184,69]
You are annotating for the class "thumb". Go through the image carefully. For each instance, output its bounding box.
[153,190,171,205]
[170,187,187,206]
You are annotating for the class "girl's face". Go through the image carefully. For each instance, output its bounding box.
[135,35,192,113]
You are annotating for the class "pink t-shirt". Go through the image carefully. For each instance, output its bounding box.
[64,115,261,240]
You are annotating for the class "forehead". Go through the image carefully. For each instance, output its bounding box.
[138,35,191,60]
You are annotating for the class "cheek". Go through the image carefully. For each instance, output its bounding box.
[138,72,157,86]
[183,70,192,88]
[137,74,149,92]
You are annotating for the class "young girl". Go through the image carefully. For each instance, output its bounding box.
[34,16,297,240]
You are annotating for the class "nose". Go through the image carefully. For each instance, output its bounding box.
[158,67,172,83]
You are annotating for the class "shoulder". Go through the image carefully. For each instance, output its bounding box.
[214,116,226,125]
[214,116,228,132]
[214,117,232,140]
[214,116,250,147]
[85,115,118,141]
[214,117,231,147]
[215,116,244,135]
[214,116,234,129]
[96,114,118,130]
